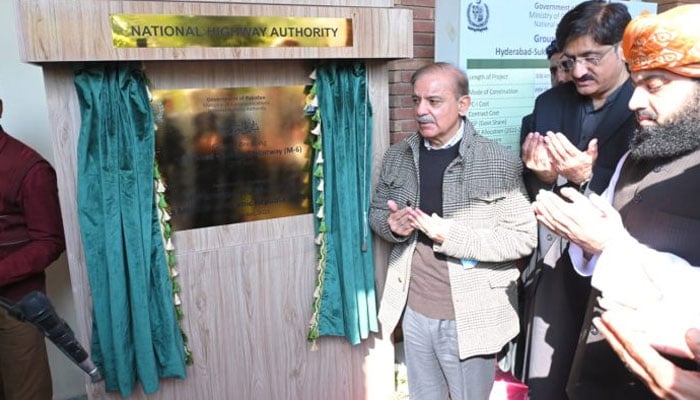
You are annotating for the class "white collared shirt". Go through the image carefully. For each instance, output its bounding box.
[423,120,464,151]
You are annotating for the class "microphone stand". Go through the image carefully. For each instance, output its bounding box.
[0,292,102,383]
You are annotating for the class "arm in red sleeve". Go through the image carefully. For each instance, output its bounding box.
[0,161,66,287]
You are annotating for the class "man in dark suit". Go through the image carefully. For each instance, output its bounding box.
[519,40,571,142]
[519,2,636,399]
[532,5,700,398]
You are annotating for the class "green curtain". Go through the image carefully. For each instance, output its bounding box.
[314,62,378,344]
[75,62,186,396]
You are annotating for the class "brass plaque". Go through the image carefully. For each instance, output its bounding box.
[152,86,312,231]
[111,14,353,48]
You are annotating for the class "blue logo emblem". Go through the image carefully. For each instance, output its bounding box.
[467,0,489,32]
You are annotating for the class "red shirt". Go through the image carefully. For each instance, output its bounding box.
[0,127,65,301]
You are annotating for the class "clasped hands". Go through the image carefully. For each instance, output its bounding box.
[522,131,598,186]
[532,187,624,255]
[387,200,452,244]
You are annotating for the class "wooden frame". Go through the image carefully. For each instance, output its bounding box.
[15,0,411,398]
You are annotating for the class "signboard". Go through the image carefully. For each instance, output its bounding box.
[152,86,312,231]
[111,14,353,48]
[435,0,657,155]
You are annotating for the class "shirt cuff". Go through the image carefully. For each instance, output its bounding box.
[568,243,598,276]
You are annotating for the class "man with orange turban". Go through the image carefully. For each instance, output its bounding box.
[529,5,700,399]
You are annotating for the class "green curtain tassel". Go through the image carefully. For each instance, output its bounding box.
[318,221,327,233]
[316,194,324,205]
[307,326,319,342]
[167,253,176,267]
[313,165,324,178]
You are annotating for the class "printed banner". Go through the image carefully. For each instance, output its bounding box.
[435,0,656,155]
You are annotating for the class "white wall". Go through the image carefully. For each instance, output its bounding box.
[1,1,86,398]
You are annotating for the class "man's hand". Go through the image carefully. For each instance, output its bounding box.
[532,188,624,254]
[597,300,698,359]
[387,200,415,237]
[594,313,700,399]
[407,208,453,244]
[522,132,558,184]
[544,132,598,186]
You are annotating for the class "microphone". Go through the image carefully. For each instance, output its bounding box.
[0,291,102,382]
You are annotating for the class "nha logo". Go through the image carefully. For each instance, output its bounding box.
[467,0,489,32]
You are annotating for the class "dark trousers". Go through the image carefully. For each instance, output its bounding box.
[566,289,657,400]
[522,254,590,400]
[0,308,52,400]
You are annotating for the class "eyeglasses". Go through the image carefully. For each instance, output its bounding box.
[559,45,617,72]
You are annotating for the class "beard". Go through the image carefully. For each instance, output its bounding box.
[629,87,700,161]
